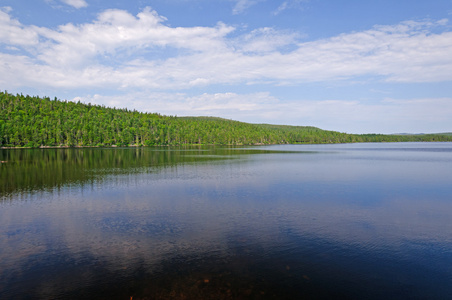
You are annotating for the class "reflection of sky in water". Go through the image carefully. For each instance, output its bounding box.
[1,143,452,299]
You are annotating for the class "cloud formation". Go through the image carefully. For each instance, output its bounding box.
[1,8,451,92]
[274,0,309,15]
[0,7,39,46]
[1,7,452,133]
[232,0,260,14]
[61,0,88,9]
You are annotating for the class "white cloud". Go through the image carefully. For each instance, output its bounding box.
[30,7,233,68]
[0,6,12,13]
[274,1,288,15]
[60,0,88,9]
[0,8,39,46]
[274,0,309,15]
[232,0,260,14]
[233,27,301,53]
[1,8,452,104]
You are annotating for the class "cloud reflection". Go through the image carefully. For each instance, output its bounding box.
[1,144,452,299]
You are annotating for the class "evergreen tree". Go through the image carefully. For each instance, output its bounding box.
[1,91,452,148]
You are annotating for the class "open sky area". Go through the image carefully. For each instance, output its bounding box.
[1,0,452,134]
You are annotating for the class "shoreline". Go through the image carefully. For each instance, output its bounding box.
[2,140,451,150]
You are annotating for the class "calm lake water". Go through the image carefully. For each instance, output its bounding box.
[1,143,452,299]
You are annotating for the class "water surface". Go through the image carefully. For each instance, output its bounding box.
[1,143,452,299]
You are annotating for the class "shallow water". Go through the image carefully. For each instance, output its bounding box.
[1,143,452,299]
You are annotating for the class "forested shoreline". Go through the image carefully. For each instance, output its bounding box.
[1,91,451,148]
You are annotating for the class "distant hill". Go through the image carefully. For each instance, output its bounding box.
[1,91,452,148]
[393,132,452,136]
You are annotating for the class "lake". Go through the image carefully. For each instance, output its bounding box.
[1,143,452,299]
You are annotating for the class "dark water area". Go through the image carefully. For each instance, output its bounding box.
[1,143,452,299]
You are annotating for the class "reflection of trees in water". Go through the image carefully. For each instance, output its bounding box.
[0,147,227,198]
[0,147,300,199]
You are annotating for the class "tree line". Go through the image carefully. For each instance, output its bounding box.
[1,91,451,147]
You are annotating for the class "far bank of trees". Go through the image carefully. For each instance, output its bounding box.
[1,91,451,148]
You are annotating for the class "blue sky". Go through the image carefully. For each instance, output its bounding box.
[1,0,452,133]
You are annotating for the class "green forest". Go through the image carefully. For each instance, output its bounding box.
[1,91,451,148]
